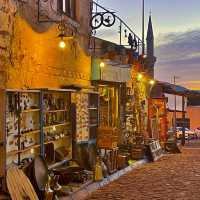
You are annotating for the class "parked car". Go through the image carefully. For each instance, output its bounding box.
[176,127,196,140]
[194,127,200,138]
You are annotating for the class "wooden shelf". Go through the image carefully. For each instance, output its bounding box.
[7,144,40,156]
[89,124,98,127]
[44,122,70,130]
[6,89,40,93]
[88,107,98,110]
[7,149,19,156]
[20,130,40,136]
[126,114,133,117]
[21,109,40,113]
[44,135,71,145]
[19,144,40,153]
[44,109,68,113]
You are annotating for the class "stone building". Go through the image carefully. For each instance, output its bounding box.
[0,0,92,90]
[0,0,94,190]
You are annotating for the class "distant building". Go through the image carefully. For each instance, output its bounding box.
[186,106,200,129]
[146,15,156,78]
[186,96,200,129]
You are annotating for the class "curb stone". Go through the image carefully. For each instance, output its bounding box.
[61,159,148,200]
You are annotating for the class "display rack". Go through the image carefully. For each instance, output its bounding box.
[0,88,74,187]
[88,92,99,140]
[5,90,41,166]
[71,90,99,170]
[0,88,99,188]
[73,91,99,143]
[41,89,73,164]
[125,87,135,135]
[74,92,90,142]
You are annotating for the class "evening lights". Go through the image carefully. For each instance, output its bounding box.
[30,148,34,154]
[59,40,66,49]
[137,73,143,80]
[100,61,105,68]
[149,80,155,85]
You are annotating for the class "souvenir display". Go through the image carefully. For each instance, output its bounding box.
[5,89,72,167]
[42,90,72,161]
[125,87,135,133]
[88,92,99,139]
[75,93,89,142]
[6,91,40,166]
[99,86,118,127]
[74,92,99,142]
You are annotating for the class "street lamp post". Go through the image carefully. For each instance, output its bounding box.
[173,76,180,142]
[181,96,186,146]
[142,0,145,55]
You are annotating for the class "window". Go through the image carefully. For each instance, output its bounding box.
[57,0,75,19]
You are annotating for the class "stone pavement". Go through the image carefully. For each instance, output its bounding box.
[86,141,200,200]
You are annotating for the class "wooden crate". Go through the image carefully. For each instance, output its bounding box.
[97,136,118,149]
[97,127,119,149]
[131,148,144,160]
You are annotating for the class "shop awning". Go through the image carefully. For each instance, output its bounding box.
[91,58,131,83]
[157,81,200,96]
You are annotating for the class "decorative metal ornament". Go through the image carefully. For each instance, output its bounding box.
[102,12,116,27]
[90,1,143,53]
[91,13,103,30]
[91,11,116,30]
[128,33,138,50]
[124,29,127,38]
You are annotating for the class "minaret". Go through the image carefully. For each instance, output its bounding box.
[146,14,156,78]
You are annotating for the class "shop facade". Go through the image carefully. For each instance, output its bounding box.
[92,58,130,128]
[0,0,96,192]
[0,0,157,197]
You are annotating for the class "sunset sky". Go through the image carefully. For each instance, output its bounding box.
[95,0,200,90]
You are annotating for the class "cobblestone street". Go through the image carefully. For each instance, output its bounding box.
[87,141,200,200]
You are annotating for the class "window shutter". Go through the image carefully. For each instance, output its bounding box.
[57,0,75,18]
[65,0,71,16]
[57,0,63,13]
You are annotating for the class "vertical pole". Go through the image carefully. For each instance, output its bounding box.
[181,96,185,146]
[173,76,177,142]
[17,92,21,165]
[119,20,122,45]
[39,90,44,157]
[100,66,101,80]
[142,0,145,54]
[108,89,110,126]
[0,89,6,191]
[63,0,66,13]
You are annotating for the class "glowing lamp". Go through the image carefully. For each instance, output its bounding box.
[100,62,105,68]
[30,148,34,154]
[59,40,66,49]
[137,73,143,80]
[149,80,155,85]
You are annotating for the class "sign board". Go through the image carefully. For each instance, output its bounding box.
[101,65,131,82]
[91,58,131,82]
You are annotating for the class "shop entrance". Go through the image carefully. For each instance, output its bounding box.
[99,85,119,127]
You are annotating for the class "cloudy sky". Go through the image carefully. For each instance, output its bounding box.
[95,0,200,89]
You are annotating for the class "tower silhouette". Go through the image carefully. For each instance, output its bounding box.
[146,14,156,78]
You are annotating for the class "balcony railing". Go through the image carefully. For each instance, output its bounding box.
[91,1,144,54]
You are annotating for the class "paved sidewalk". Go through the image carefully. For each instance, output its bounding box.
[86,141,200,200]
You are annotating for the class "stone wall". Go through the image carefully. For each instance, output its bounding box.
[0,0,92,89]
[0,0,16,89]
